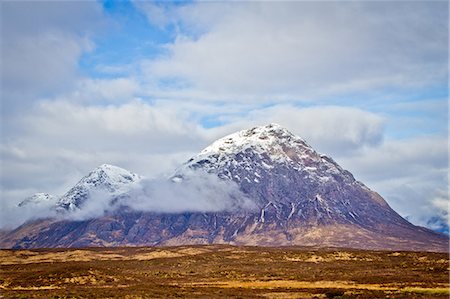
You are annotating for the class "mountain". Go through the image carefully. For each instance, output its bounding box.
[18,193,56,207]
[0,124,448,251]
[56,164,142,211]
[174,123,393,227]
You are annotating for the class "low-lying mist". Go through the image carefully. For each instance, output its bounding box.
[1,171,256,229]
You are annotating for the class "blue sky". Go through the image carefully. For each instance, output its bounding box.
[80,1,169,76]
[0,0,448,231]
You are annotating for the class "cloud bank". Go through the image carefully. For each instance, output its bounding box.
[137,1,447,101]
[67,171,256,222]
[0,170,256,229]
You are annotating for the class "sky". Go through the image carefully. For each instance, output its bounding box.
[0,1,448,231]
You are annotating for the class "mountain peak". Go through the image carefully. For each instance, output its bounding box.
[198,123,312,158]
[97,163,117,169]
[95,163,128,172]
[89,163,140,179]
[253,123,290,134]
[57,164,141,210]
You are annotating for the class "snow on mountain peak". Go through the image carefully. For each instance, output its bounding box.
[182,124,322,172]
[57,164,142,210]
[91,164,141,184]
[198,123,314,159]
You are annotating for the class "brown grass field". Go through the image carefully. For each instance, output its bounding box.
[0,245,448,298]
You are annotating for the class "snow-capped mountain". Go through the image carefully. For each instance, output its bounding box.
[18,193,56,207]
[57,164,142,211]
[1,125,448,251]
[175,124,394,228]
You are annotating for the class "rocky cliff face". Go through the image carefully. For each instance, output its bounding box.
[1,124,448,251]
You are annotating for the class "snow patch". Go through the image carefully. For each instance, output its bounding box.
[288,202,296,220]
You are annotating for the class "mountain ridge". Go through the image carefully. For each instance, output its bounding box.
[1,124,448,251]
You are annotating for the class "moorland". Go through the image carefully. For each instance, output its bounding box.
[0,245,448,298]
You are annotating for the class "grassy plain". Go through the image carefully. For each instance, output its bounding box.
[0,245,448,298]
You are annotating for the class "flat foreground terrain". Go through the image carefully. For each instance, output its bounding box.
[0,245,448,298]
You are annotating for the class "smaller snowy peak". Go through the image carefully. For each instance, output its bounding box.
[18,193,56,207]
[57,164,142,210]
[86,164,141,187]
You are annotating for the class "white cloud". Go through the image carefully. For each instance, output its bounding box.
[0,99,214,208]
[124,171,256,214]
[200,105,385,157]
[2,32,92,94]
[1,1,105,110]
[71,78,140,103]
[335,136,448,227]
[0,193,58,230]
[137,1,447,101]
[132,2,172,28]
[1,1,104,37]
[0,169,256,229]
[252,106,385,155]
[21,100,197,140]
[337,137,447,182]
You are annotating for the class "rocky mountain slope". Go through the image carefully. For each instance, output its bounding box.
[0,124,447,251]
